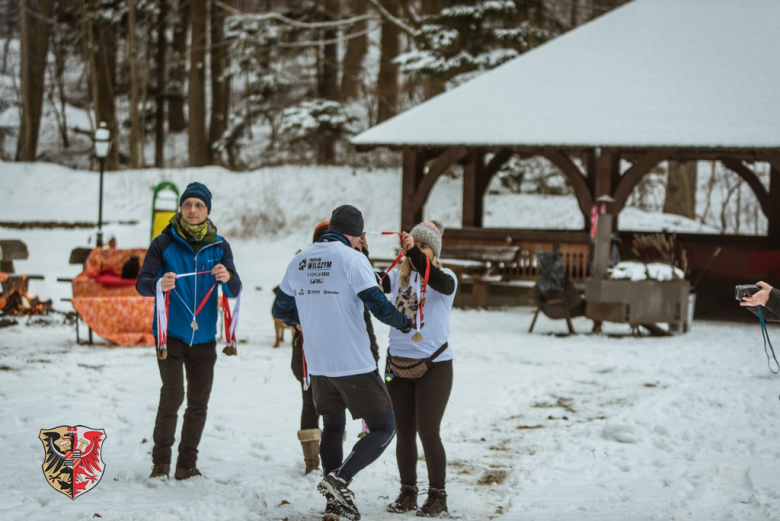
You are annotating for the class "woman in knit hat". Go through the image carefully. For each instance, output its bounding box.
[381,220,457,517]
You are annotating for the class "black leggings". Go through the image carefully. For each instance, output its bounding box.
[386,360,453,489]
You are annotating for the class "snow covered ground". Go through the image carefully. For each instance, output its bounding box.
[2,163,779,521]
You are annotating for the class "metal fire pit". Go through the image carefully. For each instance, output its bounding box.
[1,274,44,296]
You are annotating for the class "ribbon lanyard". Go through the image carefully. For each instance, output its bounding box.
[221,291,242,356]
[155,279,171,358]
[411,257,430,343]
[172,280,217,330]
[176,270,212,278]
[301,347,310,390]
[154,271,216,358]
[758,306,779,374]
[366,231,405,282]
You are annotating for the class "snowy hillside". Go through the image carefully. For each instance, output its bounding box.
[1,162,778,521]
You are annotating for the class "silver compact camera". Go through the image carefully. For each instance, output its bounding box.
[735,284,759,301]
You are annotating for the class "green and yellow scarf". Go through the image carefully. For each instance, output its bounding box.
[171,213,217,250]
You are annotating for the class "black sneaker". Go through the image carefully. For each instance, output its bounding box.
[416,488,448,517]
[322,498,341,520]
[388,484,418,513]
[149,463,170,478]
[318,472,360,521]
[174,467,203,480]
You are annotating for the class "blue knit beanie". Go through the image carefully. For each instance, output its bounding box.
[179,182,212,212]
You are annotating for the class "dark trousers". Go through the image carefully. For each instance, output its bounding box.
[387,360,453,489]
[300,384,320,430]
[321,408,396,482]
[292,330,320,430]
[152,336,217,468]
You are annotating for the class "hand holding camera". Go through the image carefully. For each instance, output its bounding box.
[738,281,773,307]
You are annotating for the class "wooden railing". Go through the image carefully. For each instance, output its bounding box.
[441,242,590,283]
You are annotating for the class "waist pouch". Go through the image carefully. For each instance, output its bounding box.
[385,342,448,379]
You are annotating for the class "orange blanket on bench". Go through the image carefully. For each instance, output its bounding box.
[71,248,154,346]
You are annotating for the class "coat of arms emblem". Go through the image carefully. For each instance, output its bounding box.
[39,426,106,499]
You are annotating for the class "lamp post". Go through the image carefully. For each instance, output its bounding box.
[94,122,111,247]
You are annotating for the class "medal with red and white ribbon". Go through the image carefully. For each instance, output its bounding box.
[412,257,430,343]
[155,270,241,358]
[367,231,428,342]
[365,231,406,282]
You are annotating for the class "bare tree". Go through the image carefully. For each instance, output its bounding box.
[83,0,119,169]
[46,8,73,150]
[18,0,54,161]
[376,0,400,123]
[340,0,367,100]
[1,0,20,74]
[188,0,208,166]
[317,0,340,164]
[208,0,230,165]
[169,0,190,133]
[154,0,168,167]
[127,0,145,168]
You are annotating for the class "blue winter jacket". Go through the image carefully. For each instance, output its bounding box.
[136,225,242,345]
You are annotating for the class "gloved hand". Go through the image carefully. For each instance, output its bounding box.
[399,316,413,334]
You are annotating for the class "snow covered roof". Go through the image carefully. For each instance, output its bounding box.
[353,0,780,150]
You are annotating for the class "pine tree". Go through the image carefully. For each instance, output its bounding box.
[396,0,562,93]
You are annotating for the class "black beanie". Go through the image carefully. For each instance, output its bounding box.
[179,182,212,212]
[328,205,364,237]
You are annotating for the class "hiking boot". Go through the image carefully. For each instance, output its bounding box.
[322,498,341,520]
[298,428,322,475]
[388,484,418,513]
[149,463,170,478]
[318,472,360,521]
[416,488,448,517]
[174,467,203,480]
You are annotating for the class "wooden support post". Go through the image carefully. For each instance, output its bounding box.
[593,148,615,202]
[770,164,780,248]
[610,151,621,228]
[541,149,593,228]
[471,279,490,308]
[463,149,485,228]
[401,148,426,231]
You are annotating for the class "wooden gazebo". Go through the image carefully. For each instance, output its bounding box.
[354,0,780,259]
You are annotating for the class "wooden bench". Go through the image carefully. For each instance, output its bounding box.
[0,240,45,299]
[0,240,29,273]
[58,247,101,344]
[442,243,589,282]
[441,242,590,308]
[438,246,511,308]
[372,241,590,309]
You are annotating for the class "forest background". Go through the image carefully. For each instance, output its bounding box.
[0,0,769,235]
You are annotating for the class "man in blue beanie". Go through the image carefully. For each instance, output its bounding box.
[137,181,242,480]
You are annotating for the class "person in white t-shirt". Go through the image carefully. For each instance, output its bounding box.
[382,220,457,518]
[290,220,382,477]
[273,204,412,521]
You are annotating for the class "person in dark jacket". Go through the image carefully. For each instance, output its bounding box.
[273,205,412,521]
[136,182,242,481]
[291,221,381,476]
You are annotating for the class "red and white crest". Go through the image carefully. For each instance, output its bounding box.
[39,426,107,500]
